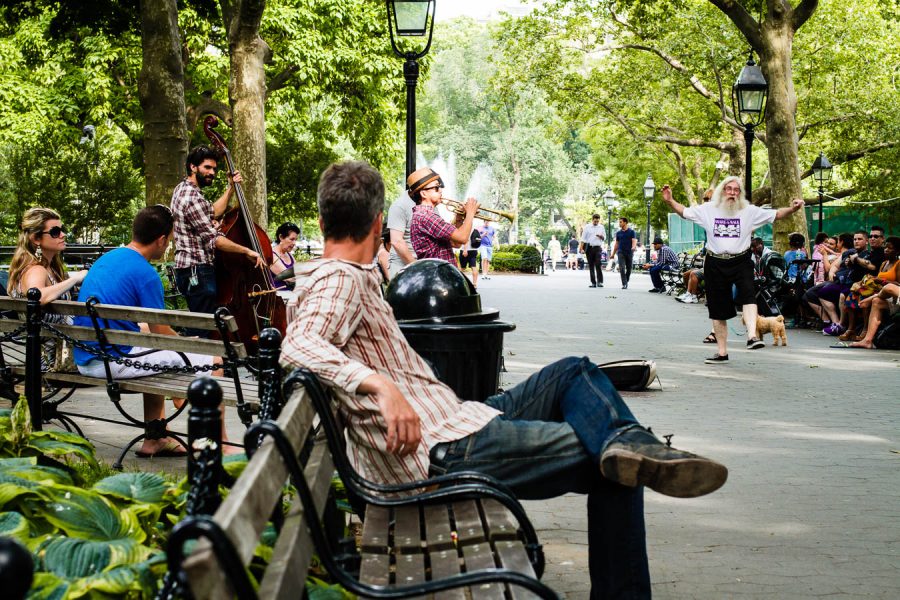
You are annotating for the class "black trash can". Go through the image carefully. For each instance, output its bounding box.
[386,259,515,402]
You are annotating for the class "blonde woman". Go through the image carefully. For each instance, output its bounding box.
[7,208,87,367]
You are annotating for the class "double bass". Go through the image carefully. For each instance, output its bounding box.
[203,116,286,352]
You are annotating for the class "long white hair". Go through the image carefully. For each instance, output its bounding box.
[710,176,750,214]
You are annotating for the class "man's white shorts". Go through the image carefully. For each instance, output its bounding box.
[478,246,493,261]
[78,347,215,379]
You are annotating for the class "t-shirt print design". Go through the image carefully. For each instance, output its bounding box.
[713,218,740,238]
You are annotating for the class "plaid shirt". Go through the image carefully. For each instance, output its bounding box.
[410,205,457,264]
[281,258,500,485]
[654,245,679,269]
[171,179,221,268]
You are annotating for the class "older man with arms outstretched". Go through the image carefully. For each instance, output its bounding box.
[282,160,728,598]
[662,176,804,363]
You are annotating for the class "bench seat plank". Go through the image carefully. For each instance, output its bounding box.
[361,505,391,553]
[394,552,426,597]
[423,504,455,552]
[359,553,391,588]
[184,390,316,598]
[451,501,486,546]
[394,505,423,554]
[0,298,239,333]
[481,498,520,541]
[461,543,504,599]
[429,548,465,600]
[495,541,540,600]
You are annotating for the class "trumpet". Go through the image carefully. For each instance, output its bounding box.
[443,198,517,223]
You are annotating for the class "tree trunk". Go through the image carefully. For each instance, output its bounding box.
[224,0,269,227]
[138,0,188,206]
[759,21,806,252]
[509,160,521,244]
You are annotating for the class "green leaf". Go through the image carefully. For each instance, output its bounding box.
[28,431,98,468]
[0,458,74,486]
[0,480,39,508]
[27,485,145,542]
[93,472,169,504]
[0,510,31,538]
[38,536,156,579]
[10,397,32,447]
[27,572,70,600]
[223,454,248,479]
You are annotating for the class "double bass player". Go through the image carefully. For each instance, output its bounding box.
[171,145,264,336]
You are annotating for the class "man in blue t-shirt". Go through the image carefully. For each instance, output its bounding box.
[74,206,222,458]
[610,217,637,289]
[478,223,496,279]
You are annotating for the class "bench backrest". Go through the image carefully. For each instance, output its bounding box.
[182,385,330,599]
[0,297,247,359]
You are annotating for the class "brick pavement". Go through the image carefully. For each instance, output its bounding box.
[15,268,898,598]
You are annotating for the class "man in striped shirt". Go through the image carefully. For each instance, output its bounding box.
[282,161,728,597]
[644,237,680,293]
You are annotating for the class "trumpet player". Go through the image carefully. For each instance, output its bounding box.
[407,167,479,265]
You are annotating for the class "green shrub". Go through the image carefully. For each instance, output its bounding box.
[491,245,542,273]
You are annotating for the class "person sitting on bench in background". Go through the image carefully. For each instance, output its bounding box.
[281,160,729,599]
[73,206,239,457]
[7,208,88,369]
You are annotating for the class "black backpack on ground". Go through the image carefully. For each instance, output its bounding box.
[470,229,482,249]
[873,315,900,350]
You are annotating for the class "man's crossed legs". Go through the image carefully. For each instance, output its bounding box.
[429,357,727,598]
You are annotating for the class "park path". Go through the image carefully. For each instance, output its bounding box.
[479,268,899,599]
[55,267,899,599]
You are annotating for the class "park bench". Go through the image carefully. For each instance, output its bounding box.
[166,330,558,600]
[0,289,259,467]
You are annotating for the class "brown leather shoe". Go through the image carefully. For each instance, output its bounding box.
[600,428,728,498]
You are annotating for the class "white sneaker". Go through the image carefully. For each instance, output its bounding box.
[685,294,699,304]
[675,292,689,302]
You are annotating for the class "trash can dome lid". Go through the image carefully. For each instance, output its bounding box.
[385,259,498,323]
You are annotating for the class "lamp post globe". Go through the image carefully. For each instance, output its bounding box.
[731,53,769,200]
[385,0,436,177]
[811,152,833,233]
[642,174,655,263]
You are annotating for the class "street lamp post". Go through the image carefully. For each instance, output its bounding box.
[642,174,655,263]
[386,0,436,177]
[731,53,769,200]
[602,188,617,247]
[810,152,833,233]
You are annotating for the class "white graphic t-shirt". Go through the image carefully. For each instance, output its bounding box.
[682,203,776,255]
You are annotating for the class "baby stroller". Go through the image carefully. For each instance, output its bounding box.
[754,252,789,316]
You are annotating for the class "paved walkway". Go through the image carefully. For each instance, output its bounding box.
[23,268,899,598]
[480,268,899,599]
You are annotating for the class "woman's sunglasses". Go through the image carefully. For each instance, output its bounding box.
[40,226,67,239]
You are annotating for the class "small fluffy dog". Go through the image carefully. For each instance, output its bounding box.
[745,314,788,346]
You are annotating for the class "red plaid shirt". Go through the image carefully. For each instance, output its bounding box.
[410,205,456,263]
[171,179,221,268]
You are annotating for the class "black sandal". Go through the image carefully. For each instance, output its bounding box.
[702,332,717,344]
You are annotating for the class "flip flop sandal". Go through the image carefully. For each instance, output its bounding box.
[702,333,717,343]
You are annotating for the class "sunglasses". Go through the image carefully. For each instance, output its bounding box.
[40,226,67,239]
[421,185,443,193]
[869,234,883,238]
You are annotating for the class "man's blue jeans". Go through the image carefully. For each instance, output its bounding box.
[649,264,676,290]
[429,357,651,598]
